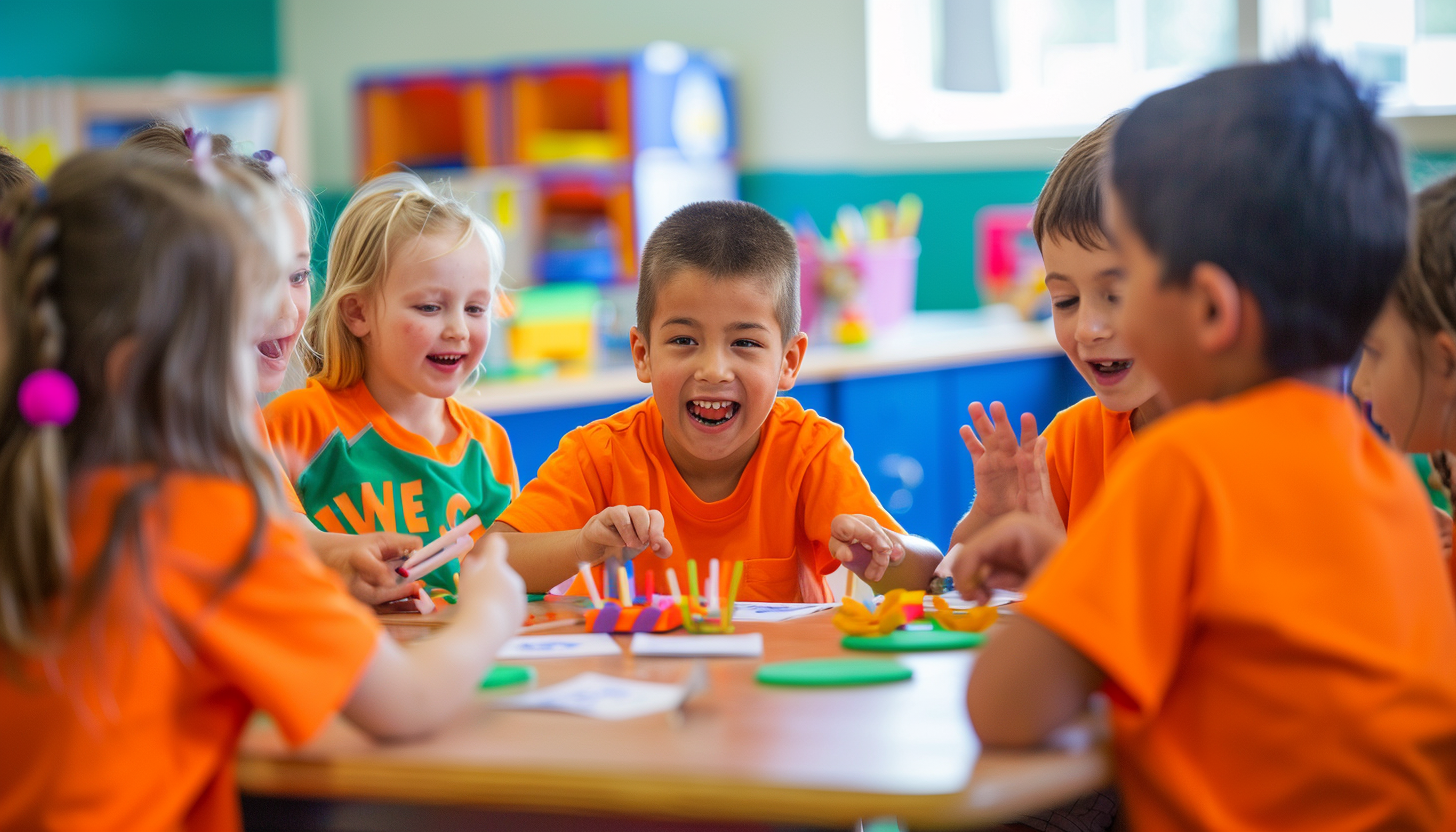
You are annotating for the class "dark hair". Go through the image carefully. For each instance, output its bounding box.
[1388,174,1456,501]
[1033,112,1122,250]
[1110,50,1408,374]
[0,146,39,202]
[637,201,800,343]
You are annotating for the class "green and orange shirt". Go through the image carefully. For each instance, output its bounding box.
[264,379,518,592]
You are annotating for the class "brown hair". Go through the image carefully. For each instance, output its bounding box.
[0,149,283,658]
[1032,112,1123,250]
[636,201,800,343]
[306,171,503,390]
[0,146,39,203]
[1389,174,1456,501]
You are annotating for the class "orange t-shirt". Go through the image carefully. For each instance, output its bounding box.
[1042,395,1134,528]
[497,396,903,602]
[255,402,304,514]
[1019,380,1456,830]
[0,469,381,832]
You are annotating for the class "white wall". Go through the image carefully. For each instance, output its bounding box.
[281,0,1456,189]
[280,0,1078,188]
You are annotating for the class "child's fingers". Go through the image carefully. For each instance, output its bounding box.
[988,402,1012,439]
[1019,412,1040,453]
[959,424,986,460]
[968,402,998,442]
[626,505,654,550]
[367,532,425,561]
[646,509,673,558]
[604,506,641,549]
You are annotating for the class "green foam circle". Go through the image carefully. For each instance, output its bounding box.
[480,664,536,690]
[841,629,985,652]
[755,658,912,687]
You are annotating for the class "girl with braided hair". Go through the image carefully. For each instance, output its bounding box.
[121,122,430,606]
[0,149,525,831]
[1353,173,1456,570]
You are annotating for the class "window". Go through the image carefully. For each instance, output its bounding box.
[868,0,1456,142]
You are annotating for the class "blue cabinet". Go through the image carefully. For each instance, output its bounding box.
[837,370,948,546]
[491,397,643,486]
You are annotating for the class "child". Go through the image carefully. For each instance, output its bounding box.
[265,172,518,596]
[0,144,39,199]
[942,114,1169,580]
[494,201,942,600]
[124,124,423,605]
[1352,173,1456,569]
[956,53,1456,829]
[0,149,525,830]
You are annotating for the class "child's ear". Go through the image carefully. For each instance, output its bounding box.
[1187,262,1245,354]
[1431,331,1456,395]
[341,294,371,339]
[629,326,651,383]
[778,331,809,391]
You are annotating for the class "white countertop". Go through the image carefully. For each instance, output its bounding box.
[459,307,1062,415]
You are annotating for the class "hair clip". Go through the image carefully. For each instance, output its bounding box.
[253,148,289,179]
[17,368,79,428]
[188,131,220,186]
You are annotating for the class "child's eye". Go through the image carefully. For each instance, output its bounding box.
[415,304,441,313]
[1105,293,1120,305]
[289,269,311,287]
[1052,297,1078,310]
[733,339,763,349]
[668,336,696,346]
[466,304,487,315]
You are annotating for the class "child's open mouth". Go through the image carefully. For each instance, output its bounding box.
[256,335,294,367]
[1088,359,1132,384]
[427,353,466,369]
[687,399,740,427]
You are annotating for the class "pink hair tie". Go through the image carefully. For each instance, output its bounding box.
[18,369,78,428]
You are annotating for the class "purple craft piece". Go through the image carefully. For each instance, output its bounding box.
[845,541,874,574]
[631,605,662,632]
[591,601,621,633]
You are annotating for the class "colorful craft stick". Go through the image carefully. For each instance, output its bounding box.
[617,564,632,607]
[687,560,700,605]
[665,568,682,602]
[397,534,473,581]
[578,562,603,609]
[707,558,721,614]
[397,514,481,573]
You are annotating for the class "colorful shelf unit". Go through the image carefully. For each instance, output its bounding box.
[354,43,737,288]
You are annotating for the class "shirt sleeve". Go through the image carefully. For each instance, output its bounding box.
[1017,440,1203,715]
[798,433,907,576]
[1042,410,1075,528]
[495,429,608,533]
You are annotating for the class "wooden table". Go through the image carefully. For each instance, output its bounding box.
[237,611,1109,831]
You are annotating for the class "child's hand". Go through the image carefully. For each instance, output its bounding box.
[961,402,1040,517]
[1017,433,1066,533]
[1435,506,1452,560]
[950,512,1065,604]
[312,529,423,605]
[455,534,527,638]
[830,514,905,582]
[578,505,673,561]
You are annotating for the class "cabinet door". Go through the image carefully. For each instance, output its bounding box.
[782,381,835,421]
[945,356,1090,521]
[837,370,947,546]
[489,398,645,488]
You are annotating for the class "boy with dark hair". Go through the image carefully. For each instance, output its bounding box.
[496,201,942,600]
[0,146,39,201]
[957,52,1456,830]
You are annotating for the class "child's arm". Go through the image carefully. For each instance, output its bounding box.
[490,506,672,593]
[829,514,942,592]
[954,512,1103,745]
[342,535,527,741]
[292,516,422,605]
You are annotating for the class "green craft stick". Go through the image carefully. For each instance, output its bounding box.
[687,559,700,605]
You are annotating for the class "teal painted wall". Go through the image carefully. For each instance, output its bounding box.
[741,169,1051,310]
[0,0,277,77]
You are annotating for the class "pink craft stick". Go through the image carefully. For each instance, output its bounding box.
[398,514,482,572]
[413,586,436,614]
[398,535,474,581]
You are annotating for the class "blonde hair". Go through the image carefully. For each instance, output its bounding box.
[0,149,286,658]
[305,171,503,390]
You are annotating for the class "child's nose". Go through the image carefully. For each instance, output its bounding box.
[442,308,469,340]
[1075,309,1112,343]
[694,348,734,383]
[275,289,298,325]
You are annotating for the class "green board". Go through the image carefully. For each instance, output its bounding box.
[842,629,985,652]
[480,664,536,690]
[755,658,912,687]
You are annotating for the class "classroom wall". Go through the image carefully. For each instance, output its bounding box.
[0,0,277,77]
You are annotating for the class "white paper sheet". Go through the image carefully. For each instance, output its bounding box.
[920,589,1024,610]
[496,672,686,720]
[496,633,622,660]
[729,602,837,622]
[630,632,764,658]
